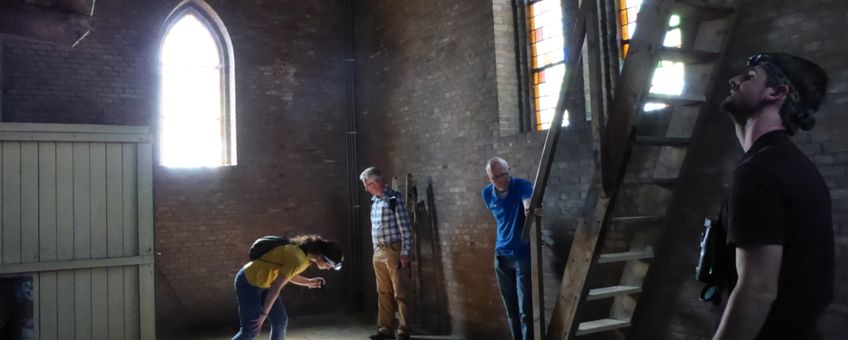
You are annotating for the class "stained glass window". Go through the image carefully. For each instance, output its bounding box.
[529,0,567,130]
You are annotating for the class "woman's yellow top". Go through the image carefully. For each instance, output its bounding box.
[243,244,310,288]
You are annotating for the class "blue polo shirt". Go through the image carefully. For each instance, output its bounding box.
[482,177,533,257]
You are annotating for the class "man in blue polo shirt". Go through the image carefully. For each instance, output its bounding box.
[481,157,534,340]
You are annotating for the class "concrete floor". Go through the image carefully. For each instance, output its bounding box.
[185,313,464,340]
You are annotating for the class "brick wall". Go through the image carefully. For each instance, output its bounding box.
[630,0,848,339]
[353,0,594,338]
[355,0,848,339]
[1,0,351,336]
[2,0,165,124]
[6,0,845,338]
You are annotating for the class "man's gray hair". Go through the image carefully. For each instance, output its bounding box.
[359,166,383,182]
[485,157,509,176]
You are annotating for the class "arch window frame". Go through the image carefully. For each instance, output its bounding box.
[158,0,237,168]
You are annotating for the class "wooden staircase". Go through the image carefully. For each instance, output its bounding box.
[521,1,741,339]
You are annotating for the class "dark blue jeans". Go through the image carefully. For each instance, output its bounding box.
[495,251,533,340]
[233,268,288,340]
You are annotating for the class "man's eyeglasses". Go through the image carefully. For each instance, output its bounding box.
[490,172,509,180]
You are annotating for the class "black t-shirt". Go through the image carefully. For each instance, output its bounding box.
[723,130,834,339]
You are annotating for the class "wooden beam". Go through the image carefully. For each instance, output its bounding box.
[602,0,676,196]
[0,255,154,274]
[522,1,595,338]
[586,0,607,185]
[55,0,96,16]
[546,188,611,339]
[522,0,593,244]
[525,0,607,337]
[0,2,91,47]
[0,122,150,134]
[0,132,151,143]
[0,37,3,120]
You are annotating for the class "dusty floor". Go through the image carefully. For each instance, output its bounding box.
[185,313,464,340]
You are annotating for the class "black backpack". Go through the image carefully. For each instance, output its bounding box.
[249,236,291,260]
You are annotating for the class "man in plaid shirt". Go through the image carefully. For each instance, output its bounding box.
[360,166,413,340]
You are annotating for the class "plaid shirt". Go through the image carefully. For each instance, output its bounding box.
[370,187,413,257]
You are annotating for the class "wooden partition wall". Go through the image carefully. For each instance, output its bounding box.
[0,123,154,340]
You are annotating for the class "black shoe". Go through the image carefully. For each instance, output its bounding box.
[369,331,395,340]
[396,333,411,340]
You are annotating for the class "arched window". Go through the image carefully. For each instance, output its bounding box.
[159,0,236,167]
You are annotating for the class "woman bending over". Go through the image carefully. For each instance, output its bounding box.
[232,234,343,340]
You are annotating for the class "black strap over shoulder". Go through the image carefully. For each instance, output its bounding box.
[249,236,291,261]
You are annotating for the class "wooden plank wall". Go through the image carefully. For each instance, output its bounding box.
[0,123,153,340]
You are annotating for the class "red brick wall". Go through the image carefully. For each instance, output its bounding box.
[353,1,594,338]
[353,0,848,339]
[1,0,351,336]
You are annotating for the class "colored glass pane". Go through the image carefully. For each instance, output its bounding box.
[529,0,567,129]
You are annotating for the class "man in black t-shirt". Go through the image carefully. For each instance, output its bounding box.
[713,53,834,340]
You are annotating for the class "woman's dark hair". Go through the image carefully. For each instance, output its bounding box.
[292,235,343,264]
[751,52,829,134]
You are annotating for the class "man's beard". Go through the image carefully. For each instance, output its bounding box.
[721,96,764,125]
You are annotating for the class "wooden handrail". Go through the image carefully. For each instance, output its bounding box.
[521,1,595,339]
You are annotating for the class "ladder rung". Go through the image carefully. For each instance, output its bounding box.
[660,47,719,64]
[598,250,655,263]
[576,318,631,336]
[646,93,706,106]
[674,0,735,21]
[587,285,642,301]
[634,135,692,146]
[612,215,664,224]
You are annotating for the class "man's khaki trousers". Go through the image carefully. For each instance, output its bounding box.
[373,242,409,334]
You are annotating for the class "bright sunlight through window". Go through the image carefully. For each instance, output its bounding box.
[619,0,685,112]
[160,11,234,167]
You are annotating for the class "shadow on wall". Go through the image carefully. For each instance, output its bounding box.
[154,264,197,338]
[443,182,512,340]
[409,179,452,334]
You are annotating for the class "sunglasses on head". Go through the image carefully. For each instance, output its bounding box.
[747,53,802,104]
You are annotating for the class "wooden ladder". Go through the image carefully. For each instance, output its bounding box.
[528,0,740,339]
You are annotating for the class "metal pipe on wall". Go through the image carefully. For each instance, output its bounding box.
[341,0,364,311]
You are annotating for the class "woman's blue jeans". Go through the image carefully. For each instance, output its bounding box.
[232,268,288,340]
[495,251,533,340]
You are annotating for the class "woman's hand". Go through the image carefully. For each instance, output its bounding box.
[250,313,267,334]
[306,277,325,289]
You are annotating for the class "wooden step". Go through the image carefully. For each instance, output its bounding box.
[660,47,719,64]
[587,285,642,301]
[674,0,734,21]
[611,215,664,224]
[634,135,691,146]
[598,250,655,263]
[646,93,706,106]
[576,318,631,336]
